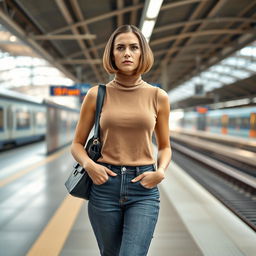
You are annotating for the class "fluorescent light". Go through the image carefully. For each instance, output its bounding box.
[224,98,250,107]
[146,0,163,19]
[141,20,155,41]
[140,0,164,42]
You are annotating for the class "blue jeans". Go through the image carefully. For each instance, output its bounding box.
[88,163,160,256]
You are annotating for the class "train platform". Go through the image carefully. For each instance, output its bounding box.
[0,142,255,256]
[170,130,256,167]
[171,129,256,149]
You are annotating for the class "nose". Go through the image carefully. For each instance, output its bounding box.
[124,48,131,57]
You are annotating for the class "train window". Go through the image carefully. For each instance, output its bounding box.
[212,118,220,127]
[36,111,46,128]
[236,118,241,127]
[229,117,236,128]
[0,107,3,131]
[241,117,250,129]
[16,110,30,129]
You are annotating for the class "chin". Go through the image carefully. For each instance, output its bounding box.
[120,68,136,74]
[119,71,135,76]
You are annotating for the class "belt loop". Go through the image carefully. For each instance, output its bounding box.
[136,166,140,176]
[107,164,112,170]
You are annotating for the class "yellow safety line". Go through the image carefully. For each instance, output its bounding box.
[0,147,69,187]
[27,195,84,256]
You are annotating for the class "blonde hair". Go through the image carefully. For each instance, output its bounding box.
[103,25,154,74]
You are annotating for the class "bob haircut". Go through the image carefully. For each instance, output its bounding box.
[103,25,154,75]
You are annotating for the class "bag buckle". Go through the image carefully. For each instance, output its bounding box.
[93,138,99,145]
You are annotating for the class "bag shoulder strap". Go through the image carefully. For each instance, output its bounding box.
[93,84,106,139]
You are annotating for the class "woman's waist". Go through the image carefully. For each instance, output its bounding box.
[97,162,156,175]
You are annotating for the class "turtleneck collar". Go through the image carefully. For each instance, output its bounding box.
[112,72,144,90]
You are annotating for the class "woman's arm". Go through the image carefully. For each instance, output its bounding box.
[154,88,172,173]
[71,85,117,184]
[131,88,172,188]
[71,86,98,170]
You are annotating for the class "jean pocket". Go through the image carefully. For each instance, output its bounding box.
[94,176,111,186]
[139,181,156,190]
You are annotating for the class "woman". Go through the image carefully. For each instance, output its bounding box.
[71,25,171,256]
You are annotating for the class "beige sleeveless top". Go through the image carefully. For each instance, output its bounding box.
[97,76,159,166]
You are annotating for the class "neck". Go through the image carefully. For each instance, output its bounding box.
[114,72,142,87]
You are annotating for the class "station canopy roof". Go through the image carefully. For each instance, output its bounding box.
[0,0,255,109]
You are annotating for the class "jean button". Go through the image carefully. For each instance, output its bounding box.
[122,167,126,171]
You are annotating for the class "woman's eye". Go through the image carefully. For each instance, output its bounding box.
[131,46,139,50]
[117,46,124,51]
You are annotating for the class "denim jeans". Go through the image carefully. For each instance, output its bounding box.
[88,163,160,256]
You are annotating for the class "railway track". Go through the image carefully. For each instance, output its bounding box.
[171,140,256,232]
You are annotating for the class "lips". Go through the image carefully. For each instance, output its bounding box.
[122,60,133,64]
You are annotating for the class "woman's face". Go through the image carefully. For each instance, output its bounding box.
[113,32,141,75]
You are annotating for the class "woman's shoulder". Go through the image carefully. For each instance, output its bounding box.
[143,82,168,98]
[156,87,168,99]
[143,83,169,109]
[85,85,100,100]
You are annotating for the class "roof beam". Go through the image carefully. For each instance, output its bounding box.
[67,42,106,59]
[150,29,246,47]
[172,0,256,88]
[153,43,223,57]
[49,4,144,35]
[70,0,106,82]
[0,7,78,82]
[232,54,256,62]
[30,34,96,40]
[58,59,102,64]
[226,84,254,95]
[214,87,245,98]
[154,17,256,35]
[117,0,124,27]
[202,1,256,56]
[69,42,224,60]
[204,70,242,80]
[150,0,225,83]
[54,0,103,82]
[131,0,140,25]
[160,0,210,11]
[49,0,206,36]
[217,63,256,74]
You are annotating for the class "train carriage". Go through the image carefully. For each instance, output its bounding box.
[0,90,46,149]
[182,106,256,139]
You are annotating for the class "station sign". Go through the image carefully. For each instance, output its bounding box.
[196,106,208,114]
[50,84,91,96]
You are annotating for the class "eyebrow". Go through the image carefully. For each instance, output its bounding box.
[115,43,139,46]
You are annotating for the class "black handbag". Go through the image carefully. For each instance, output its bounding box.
[65,84,106,200]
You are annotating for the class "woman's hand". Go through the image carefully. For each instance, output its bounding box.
[131,169,165,189]
[86,163,117,185]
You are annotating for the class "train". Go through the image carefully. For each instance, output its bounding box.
[1,88,255,152]
[0,89,79,151]
[180,106,256,139]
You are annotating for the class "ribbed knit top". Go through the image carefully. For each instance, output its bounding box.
[97,73,159,166]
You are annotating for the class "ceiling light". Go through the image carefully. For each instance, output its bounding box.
[140,0,164,42]
[141,20,155,42]
[146,0,163,19]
